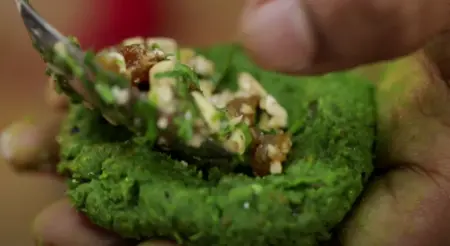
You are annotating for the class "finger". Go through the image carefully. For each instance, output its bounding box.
[339,167,450,246]
[339,49,450,245]
[46,78,94,112]
[33,199,132,246]
[33,199,177,246]
[240,0,450,74]
[46,78,69,112]
[424,31,450,81]
[0,115,63,173]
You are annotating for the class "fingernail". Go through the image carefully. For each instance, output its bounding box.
[240,0,315,73]
[0,122,28,162]
[0,127,14,161]
[1,122,55,171]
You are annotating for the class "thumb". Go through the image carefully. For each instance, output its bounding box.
[240,0,450,74]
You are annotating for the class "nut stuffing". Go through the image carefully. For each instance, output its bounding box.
[92,36,293,176]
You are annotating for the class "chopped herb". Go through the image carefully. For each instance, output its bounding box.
[95,84,115,104]
[154,62,200,89]
[175,49,181,61]
[83,51,98,74]
[133,100,159,145]
[174,115,194,142]
[239,124,253,147]
[150,43,161,50]
[176,63,200,88]
[287,119,304,135]
[176,79,190,98]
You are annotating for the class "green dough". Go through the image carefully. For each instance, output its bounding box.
[58,44,376,246]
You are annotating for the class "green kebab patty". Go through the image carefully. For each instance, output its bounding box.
[57,44,376,246]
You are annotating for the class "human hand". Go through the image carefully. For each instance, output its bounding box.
[1,79,176,246]
[4,0,450,245]
[241,0,450,245]
[5,60,450,245]
[240,0,450,75]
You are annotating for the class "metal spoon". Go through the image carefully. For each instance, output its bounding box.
[15,0,235,161]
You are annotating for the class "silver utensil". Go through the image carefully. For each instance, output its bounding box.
[15,0,235,161]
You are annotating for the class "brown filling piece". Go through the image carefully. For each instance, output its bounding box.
[95,38,293,176]
[96,44,164,92]
[118,44,160,89]
[225,94,292,176]
[226,95,260,126]
[250,131,292,176]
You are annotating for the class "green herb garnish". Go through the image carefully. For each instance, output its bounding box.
[94,84,115,104]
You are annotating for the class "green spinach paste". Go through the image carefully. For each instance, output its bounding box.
[58,44,376,246]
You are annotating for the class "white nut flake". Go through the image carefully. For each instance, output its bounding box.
[122,37,145,47]
[111,86,130,105]
[146,37,178,55]
[191,91,221,133]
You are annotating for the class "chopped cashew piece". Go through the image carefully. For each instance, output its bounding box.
[157,117,169,129]
[187,134,205,148]
[258,113,271,131]
[190,55,215,77]
[151,49,166,60]
[191,91,221,133]
[147,60,178,113]
[146,37,178,55]
[96,51,127,74]
[266,144,278,159]
[240,103,254,114]
[150,84,176,114]
[260,95,288,128]
[229,115,243,127]
[122,37,145,47]
[270,161,283,174]
[148,60,177,86]
[210,90,234,109]
[238,72,267,97]
[224,129,247,154]
[179,48,196,64]
[268,117,288,129]
[111,86,130,105]
[199,79,216,97]
[91,36,295,177]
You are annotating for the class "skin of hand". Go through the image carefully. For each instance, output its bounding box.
[3,0,450,245]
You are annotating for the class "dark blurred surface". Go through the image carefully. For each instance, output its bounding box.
[0,0,242,245]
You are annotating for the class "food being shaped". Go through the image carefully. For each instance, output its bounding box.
[16,2,375,245]
[60,37,296,177]
[56,40,376,245]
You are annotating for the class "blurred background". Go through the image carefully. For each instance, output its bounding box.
[0,0,244,245]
